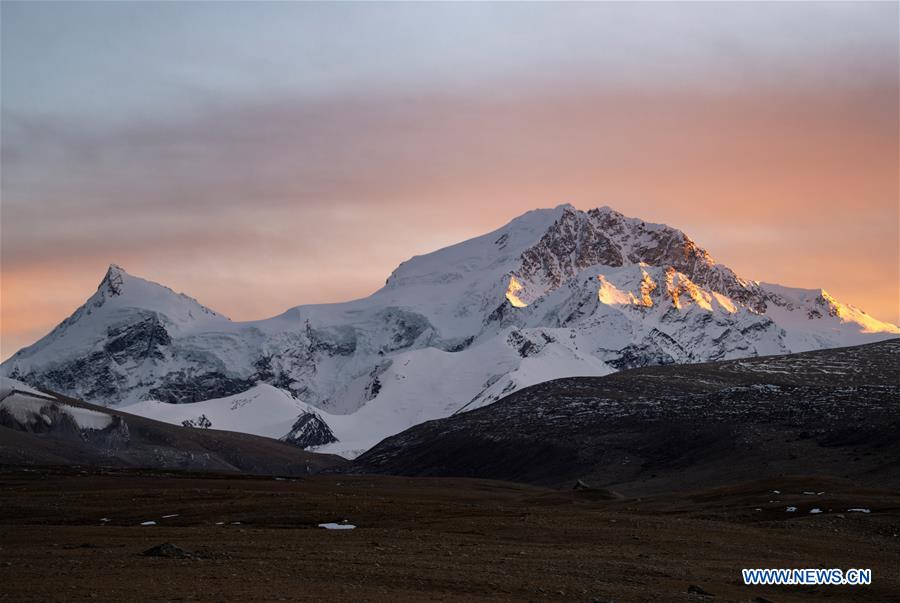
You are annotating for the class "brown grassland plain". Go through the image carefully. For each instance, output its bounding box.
[0,467,898,602]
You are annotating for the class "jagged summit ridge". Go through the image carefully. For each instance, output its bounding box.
[507,206,764,312]
[91,264,227,321]
[101,264,126,296]
[2,205,897,458]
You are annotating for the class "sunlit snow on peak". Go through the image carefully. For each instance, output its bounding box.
[823,291,900,334]
[596,275,642,307]
[506,276,529,308]
[664,269,713,311]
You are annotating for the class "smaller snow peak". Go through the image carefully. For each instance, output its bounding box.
[817,290,900,334]
[503,205,571,233]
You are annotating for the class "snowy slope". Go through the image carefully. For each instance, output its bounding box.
[4,205,897,458]
[122,384,320,441]
[759,282,899,351]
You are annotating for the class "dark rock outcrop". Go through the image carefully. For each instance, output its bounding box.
[281,412,338,449]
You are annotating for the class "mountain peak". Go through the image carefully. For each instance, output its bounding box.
[4,205,897,452]
[380,204,764,315]
[591,204,618,215]
[502,205,768,310]
[90,263,230,325]
[100,264,128,296]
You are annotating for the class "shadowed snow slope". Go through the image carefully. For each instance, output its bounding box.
[3,205,897,458]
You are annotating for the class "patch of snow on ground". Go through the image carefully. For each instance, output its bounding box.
[318,523,356,530]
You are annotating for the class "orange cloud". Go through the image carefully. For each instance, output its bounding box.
[2,81,897,359]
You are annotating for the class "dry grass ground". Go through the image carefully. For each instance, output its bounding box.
[1,467,898,602]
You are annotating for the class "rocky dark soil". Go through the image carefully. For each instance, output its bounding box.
[1,466,898,602]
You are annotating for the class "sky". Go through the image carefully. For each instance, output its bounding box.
[1,1,898,360]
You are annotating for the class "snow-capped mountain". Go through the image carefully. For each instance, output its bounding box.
[3,205,897,457]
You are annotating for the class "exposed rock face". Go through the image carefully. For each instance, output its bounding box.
[142,543,193,559]
[507,330,555,359]
[517,208,625,293]
[510,206,765,312]
[605,333,679,370]
[181,414,211,429]
[34,352,125,403]
[103,265,125,296]
[105,315,171,362]
[281,412,338,448]
[148,373,255,405]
